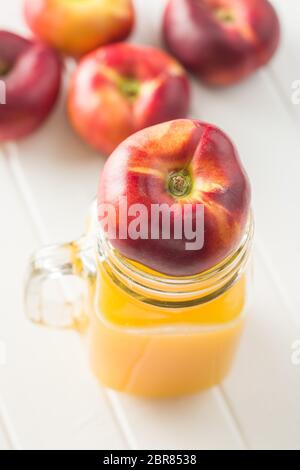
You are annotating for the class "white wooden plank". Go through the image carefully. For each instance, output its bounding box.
[0,427,10,450]
[0,0,27,33]
[132,0,167,48]
[112,390,245,450]
[269,0,300,121]
[0,397,18,450]
[0,154,126,450]
[9,73,102,244]
[223,249,300,450]
[0,441,9,451]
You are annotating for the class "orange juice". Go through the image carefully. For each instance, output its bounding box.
[86,221,251,397]
[25,206,252,398]
[89,278,246,398]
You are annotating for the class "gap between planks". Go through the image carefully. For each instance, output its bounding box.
[0,395,22,450]
[259,67,300,331]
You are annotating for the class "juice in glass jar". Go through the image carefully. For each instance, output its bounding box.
[86,216,252,398]
[25,206,252,398]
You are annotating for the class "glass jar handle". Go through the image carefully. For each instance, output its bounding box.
[24,236,96,331]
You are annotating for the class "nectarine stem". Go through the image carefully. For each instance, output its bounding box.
[215,8,235,24]
[167,171,192,198]
[0,60,10,76]
[119,77,140,100]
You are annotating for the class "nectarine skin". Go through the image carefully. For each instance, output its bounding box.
[0,31,62,142]
[68,43,190,155]
[24,0,135,56]
[98,120,251,277]
[163,0,280,86]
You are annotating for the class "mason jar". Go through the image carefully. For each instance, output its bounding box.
[25,202,253,398]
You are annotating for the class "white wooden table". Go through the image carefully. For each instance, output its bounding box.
[0,0,300,450]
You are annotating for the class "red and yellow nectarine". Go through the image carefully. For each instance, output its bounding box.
[98,119,251,276]
[68,43,190,155]
[163,0,280,86]
[24,0,135,56]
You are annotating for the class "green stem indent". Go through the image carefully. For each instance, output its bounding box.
[119,77,140,101]
[215,8,235,23]
[167,170,192,198]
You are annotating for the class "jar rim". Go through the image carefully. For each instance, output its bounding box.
[95,211,253,303]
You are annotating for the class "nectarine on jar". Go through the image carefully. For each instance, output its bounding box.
[68,43,190,155]
[163,0,280,86]
[98,119,251,277]
[24,0,135,56]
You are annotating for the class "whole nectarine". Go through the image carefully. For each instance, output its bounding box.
[24,0,135,56]
[98,119,251,276]
[68,43,190,155]
[163,0,280,85]
[0,31,62,142]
